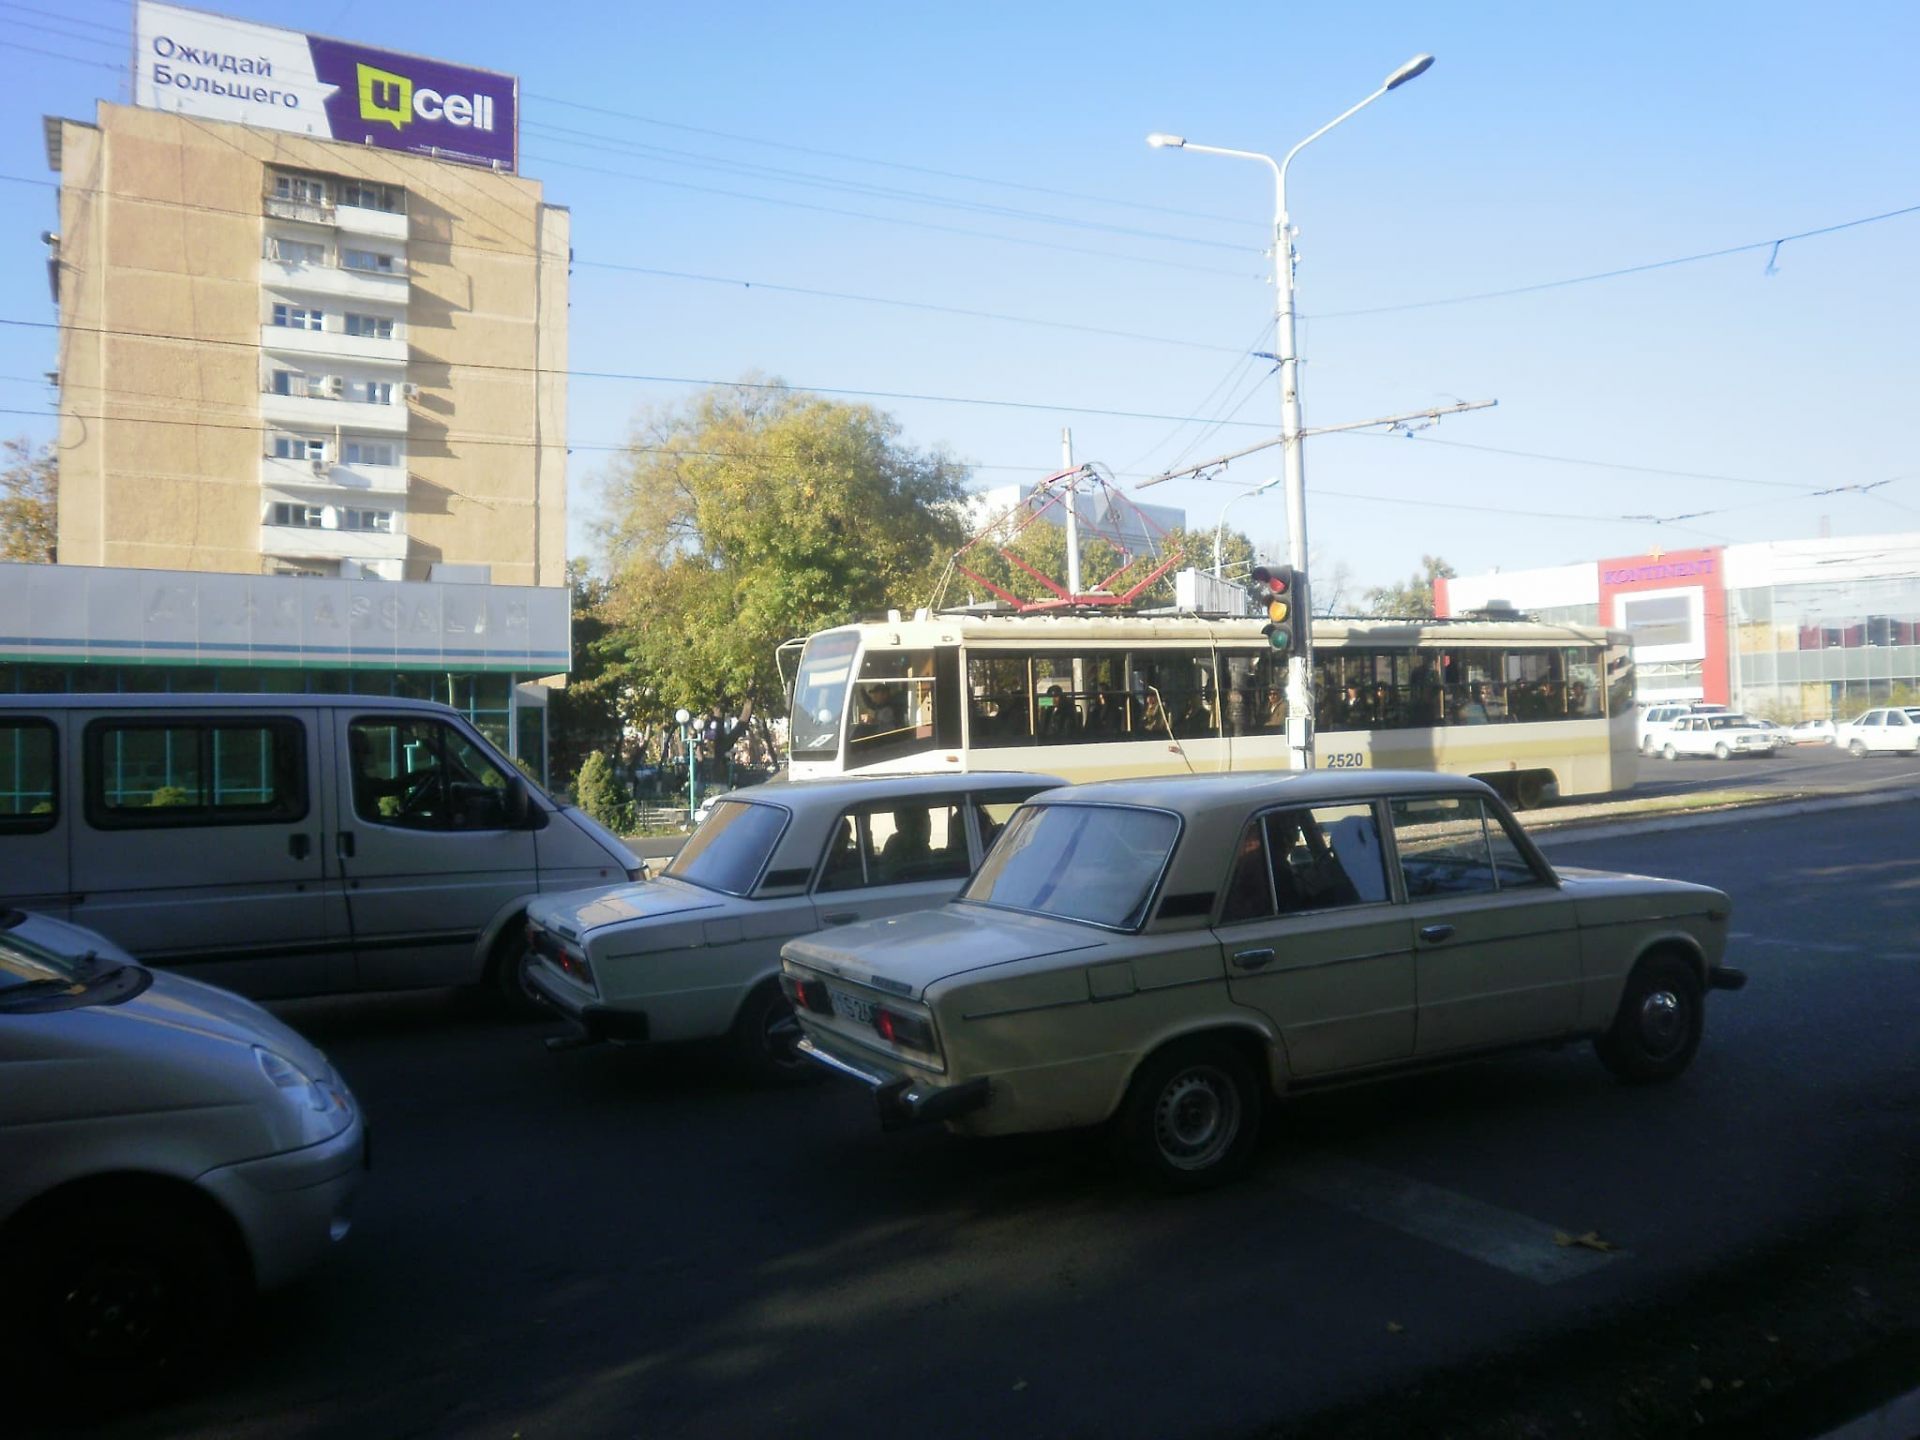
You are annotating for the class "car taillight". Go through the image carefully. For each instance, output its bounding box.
[873,1007,936,1054]
[784,974,834,1015]
[528,924,594,988]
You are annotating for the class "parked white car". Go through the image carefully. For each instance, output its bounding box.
[0,910,364,1396]
[784,771,1742,1189]
[1832,707,1920,757]
[1788,718,1837,746]
[525,771,1064,1080]
[1636,702,1727,755]
[1657,713,1782,760]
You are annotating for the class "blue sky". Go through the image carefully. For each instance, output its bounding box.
[3,0,1916,598]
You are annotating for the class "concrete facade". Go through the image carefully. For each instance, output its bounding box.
[48,102,567,587]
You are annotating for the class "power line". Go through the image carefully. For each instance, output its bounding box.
[521,150,1258,280]
[1313,201,1920,320]
[0,35,122,71]
[0,316,1284,427]
[0,2,124,34]
[520,118,1248,253]
[1341,430,1816,492]
[0,13,125,49]
[522,92,1253,229]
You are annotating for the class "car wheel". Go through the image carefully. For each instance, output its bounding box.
[491,923,544,1017]
[730,981,814,1085]
[1662,743,1679,761]
[1848,739,1868,758]
[1,1194,243,1403]
[1113,1038,1262,1191]
[1596,952,1704,1084]
[1713,741,1731,760]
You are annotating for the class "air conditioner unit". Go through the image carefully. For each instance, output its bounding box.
[324,376,346,398]
[310,457,329,475]
[401,382,420,401]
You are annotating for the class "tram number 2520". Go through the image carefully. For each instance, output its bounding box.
[1321,752,1367,770]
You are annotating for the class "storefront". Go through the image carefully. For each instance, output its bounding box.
[0,562,569,780]
[1441,531,1920,719]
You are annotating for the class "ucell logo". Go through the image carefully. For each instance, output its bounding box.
[357,63,496,132]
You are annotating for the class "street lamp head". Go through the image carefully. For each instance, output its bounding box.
[1145,132,1186,149]
[1384,53,1435,90]
[674,708,691,726]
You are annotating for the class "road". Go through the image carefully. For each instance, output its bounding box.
[69,797,1920,1440]
[1621,738,1920,804]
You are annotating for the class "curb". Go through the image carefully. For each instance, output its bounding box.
[1526,786,1919,846]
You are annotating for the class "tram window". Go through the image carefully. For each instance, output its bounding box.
[1220,653,1285,736]
[849,649,938,765]
[967,655,1032,748]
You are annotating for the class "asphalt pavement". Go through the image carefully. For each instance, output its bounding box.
[62,794,1920,1440]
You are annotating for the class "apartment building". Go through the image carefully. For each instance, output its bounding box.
[46,99,567,585]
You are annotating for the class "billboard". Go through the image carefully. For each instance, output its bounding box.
[132,1,517,172]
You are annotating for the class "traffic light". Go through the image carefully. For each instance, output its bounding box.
[1248,565,1302,653]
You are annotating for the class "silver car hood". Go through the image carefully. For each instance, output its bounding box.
[785,903,1105,1001]
[123,971,335,1075]
[531,876,726,940]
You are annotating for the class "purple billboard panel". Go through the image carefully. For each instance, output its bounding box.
[133,3,516,173]
[307,35,517,171]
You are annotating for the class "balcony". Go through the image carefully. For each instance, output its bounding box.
[265,195,334,227]
[261,257,408,306]
[261,522,408,565]
[334,204,409,243]
[260,455,409,497]
[261,388,409,436]
[260,323,407,367]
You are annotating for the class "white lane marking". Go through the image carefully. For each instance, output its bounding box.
[1283,1156,1628,1285]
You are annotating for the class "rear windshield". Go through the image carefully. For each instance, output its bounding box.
[962,803,1179,931]
[663,800,788,895]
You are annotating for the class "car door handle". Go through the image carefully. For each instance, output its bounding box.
[288,833,311,860]
[1231,947,1276,970]
[822,912,859,926]
[1419,924,1455,944]
[336,831,355,860]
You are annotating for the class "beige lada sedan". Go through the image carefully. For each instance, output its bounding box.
[782,771,1744,1189]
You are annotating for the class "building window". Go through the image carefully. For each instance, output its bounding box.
[270,435,328,463]
[342,248,399,274]
[343,312,395,340]
[267,235,326,266]
[337,180,405,214]
[270,303,324,332]
[343,440,397,467]
[362,380,393,405]
[269,503,327,529]
[270,370,300,396]
[340,509,393,533]
[272,174,328,206]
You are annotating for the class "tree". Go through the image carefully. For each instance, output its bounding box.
[596,383,971,728]
[0,437,55,563]
[1364,555,1456,619]
[546,559,626,787]
[571,750,635,835]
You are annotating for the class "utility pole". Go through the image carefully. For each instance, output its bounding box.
[1061,427,1082,596]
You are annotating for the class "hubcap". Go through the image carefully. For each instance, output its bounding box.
[1638,989,1687,1058]
[58,1260,171,1363]
[1152,1066,1241,1171]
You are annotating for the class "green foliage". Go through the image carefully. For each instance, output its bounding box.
[595,383,971,725]
[960,504,1126,602]
[1,437,56,564]
[1364,555,1457,619]
[147,786,192,808]
[547,560,625,783]
[572,749,636,836]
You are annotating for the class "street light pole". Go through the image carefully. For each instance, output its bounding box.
[1149,51,1433,772]
[675,707,696,820]
[1214,475,1282,577]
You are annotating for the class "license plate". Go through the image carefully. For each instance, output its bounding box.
[830,989,874,1025]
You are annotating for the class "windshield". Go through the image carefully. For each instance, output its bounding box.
[790,629,860,757]
[963,803,1179,930]
[663,799,789,895]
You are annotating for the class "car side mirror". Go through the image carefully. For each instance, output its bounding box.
[504,775,531,828]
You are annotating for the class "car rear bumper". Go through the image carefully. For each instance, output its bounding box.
[797,1036,990,1130]
[527,962,651,1046]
